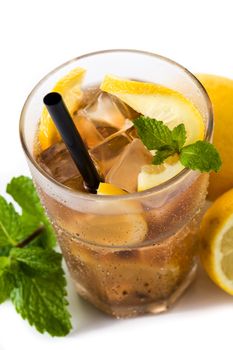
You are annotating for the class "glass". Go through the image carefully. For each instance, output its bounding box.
[19,50,213,317]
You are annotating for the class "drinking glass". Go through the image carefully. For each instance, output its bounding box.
[20,50,213,317]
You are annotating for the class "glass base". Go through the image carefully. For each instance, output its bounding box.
[74,263,197,318]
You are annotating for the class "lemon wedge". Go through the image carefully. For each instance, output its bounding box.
[68,182,147,245]
[97,182,127,195]
[200,188,233,295]
[101,75,204,144]
[101,75,205,191]
[39,67,86,150]
[138,155,184,191]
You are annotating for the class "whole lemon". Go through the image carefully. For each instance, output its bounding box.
[200,188,233,295]
[196,74,233,200]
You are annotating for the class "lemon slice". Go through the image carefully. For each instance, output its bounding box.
[138,155,184,191]
[97,182,127,195]
[101,75,205,191]
[56,182,147,245]
[39,67,86,150]
[200,188,233,295]
[81,182,147,245]
[75,212,148,246]
[101,75,205,144]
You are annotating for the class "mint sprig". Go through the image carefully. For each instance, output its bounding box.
[133,116,222,172]
[0,176,72,337]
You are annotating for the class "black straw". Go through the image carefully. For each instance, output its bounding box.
[43,92,101,193]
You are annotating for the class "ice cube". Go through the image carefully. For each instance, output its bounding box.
[106,139,152,193]
[78,85,101,109]
[62,174,86,191]
[37,142,79,183]
[82,92,138,138]
[73,113,104,149]
[90,131,131,176]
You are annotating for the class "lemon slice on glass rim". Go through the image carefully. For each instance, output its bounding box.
[101,75,205,191]
[39,67,86,150]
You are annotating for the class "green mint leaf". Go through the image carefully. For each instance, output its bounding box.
[19,212,51,248]
[10,247,62,276]
[0,271,14,304]
[19,212,42,238]
[10,267,72,336]
[0,257,14,303]
[0,176,72,336]
[0,245,12,257]
[0,196,22,247]
[180,141,222,172]
[172,124,186,150]
[133,116,173,150]
[7,176,43,216]
[0,256,10,272]
[7,176,56,248]
[153,148,176,165]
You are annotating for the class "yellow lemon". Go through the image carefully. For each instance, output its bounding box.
[97,182,127,195]
[196,74,233,200]
[39,67,86,150]
[101,75,204,144]
[137,155,184,191]
[200,188,233,295]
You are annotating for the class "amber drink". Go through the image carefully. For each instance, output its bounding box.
[20,50,213,317]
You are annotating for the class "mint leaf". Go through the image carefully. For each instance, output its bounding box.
[0,245,11,257]
[0,176,72,336]
[19,212,52,248]
[10,246,72,335]
[0,256,10,271]
[7,176,43,216]
[7,176,56,248]
[180,141,222,172]
[153,148,176,165]
[133,116,173,150]
[0,257,14,304]
[172,124,186,150]
[20,212,42,238]
[0,270,14,304]
[10,247,62,276]
[10,267,72,336]
[0,196,22,247]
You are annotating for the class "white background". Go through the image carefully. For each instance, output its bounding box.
[0,0,233,349]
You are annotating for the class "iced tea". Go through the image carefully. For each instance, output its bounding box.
[20,50,213,317]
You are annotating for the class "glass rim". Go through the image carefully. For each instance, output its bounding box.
[19,49,213,202]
